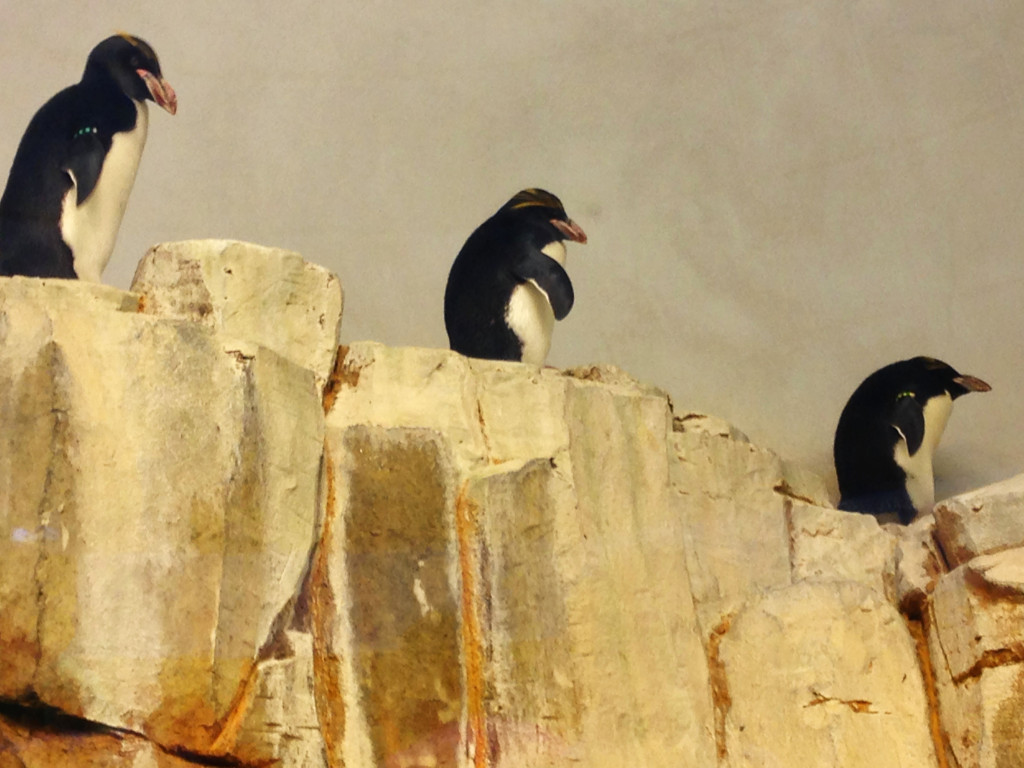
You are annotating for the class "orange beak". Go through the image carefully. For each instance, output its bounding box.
[953,375,991,393]
[137,68,177,115]
[551,218,587,244]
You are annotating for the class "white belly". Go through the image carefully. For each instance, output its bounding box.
[504,240,569,365]
[61,101,149,282]
[893,393,953,514]
[895,442,935,514]
[506,281,555,365]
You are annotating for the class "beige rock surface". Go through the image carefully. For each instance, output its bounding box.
[669,419,796,637]
[927,548,1024,768]
[934,473,1024,567]
[931,549,1024,682]
[316,425,462,768]
[0,715,201,768]
[719,581,938,768]
[0,273,324,756]
[467,456,717,768]
[5,246,1024,768]
[893,516,946,615]
[228,630,327,767]
[788,502,896,598]
[928,660,1024,768]
[131,240,343,393]
[319,346,717,767]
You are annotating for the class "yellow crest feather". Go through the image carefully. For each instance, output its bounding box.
[508,188,565,213]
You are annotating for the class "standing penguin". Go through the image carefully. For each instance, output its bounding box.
[0,34,177,280]
[444,188,587,365]
[833,356,990,524]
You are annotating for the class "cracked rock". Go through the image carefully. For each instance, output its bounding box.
[931,548,1024,684]
[9,249,1024,768]
[893,515,946,615]
[934,474,1024,568]
[719,581,938,767]
[0,707,200,767]
[131,239,344,395]
[789,502,897,598]
[318,344,717,767]
[669,422,813,637]
[0,276,324,757]
[926,548,1024,768]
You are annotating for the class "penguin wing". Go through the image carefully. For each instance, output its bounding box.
[63,131,106,204]
[890,396,925,456]
[512,251,574,320]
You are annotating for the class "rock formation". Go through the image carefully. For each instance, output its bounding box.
[0,240,1020,767]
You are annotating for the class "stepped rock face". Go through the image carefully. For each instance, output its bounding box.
[0,241,1021,767]
[320,345,719,766]
[0,243,341,764]
[131,239,343,395]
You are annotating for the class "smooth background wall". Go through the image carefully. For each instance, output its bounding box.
[2,1,1021,499]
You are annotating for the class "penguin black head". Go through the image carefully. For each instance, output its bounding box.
[833,356,991,524]
[444,188,587,365]
[84,34,177,115]
[497,188,589,246]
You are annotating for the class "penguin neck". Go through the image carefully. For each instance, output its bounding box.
[921,392,954,452]
[541,239,567,266]
[893,391,954,514]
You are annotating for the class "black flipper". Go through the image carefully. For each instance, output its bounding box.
[890,395,925,456]
[63,129,106,204]
[512,251,574,320]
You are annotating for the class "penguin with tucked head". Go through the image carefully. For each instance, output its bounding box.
[444,188,587,365]
[833,356,991,524]
[0,33,177,280]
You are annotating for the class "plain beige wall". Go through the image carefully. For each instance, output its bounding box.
[2,1,1021,500]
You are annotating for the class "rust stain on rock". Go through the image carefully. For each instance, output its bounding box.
[134,253,214,321]
[993,666,1024,768]
[455,485,489,768]
[311,441,345,767]
[322,346,361,414]
[672,413,704,432]
[953,647,1024,685]
[773,480,818,506]
[473,400,496,465]
[804,692,878,714]
[964,567,1024,606]
[344,429,461,768]
[206,662,264,758]
[0,709,198,767]
[707,616,733,760]
[906,613,952,768]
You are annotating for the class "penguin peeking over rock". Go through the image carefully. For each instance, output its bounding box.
[833,356,990,525]
[444,188,587,366]
[0,33,176,281]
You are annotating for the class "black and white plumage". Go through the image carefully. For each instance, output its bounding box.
[0,34,177,280]
[444,188,587,365]
[834,356,991,524]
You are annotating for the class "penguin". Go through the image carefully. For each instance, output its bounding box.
[833,356,990,524]
[0,33,177,280]
[444,188,587,365]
